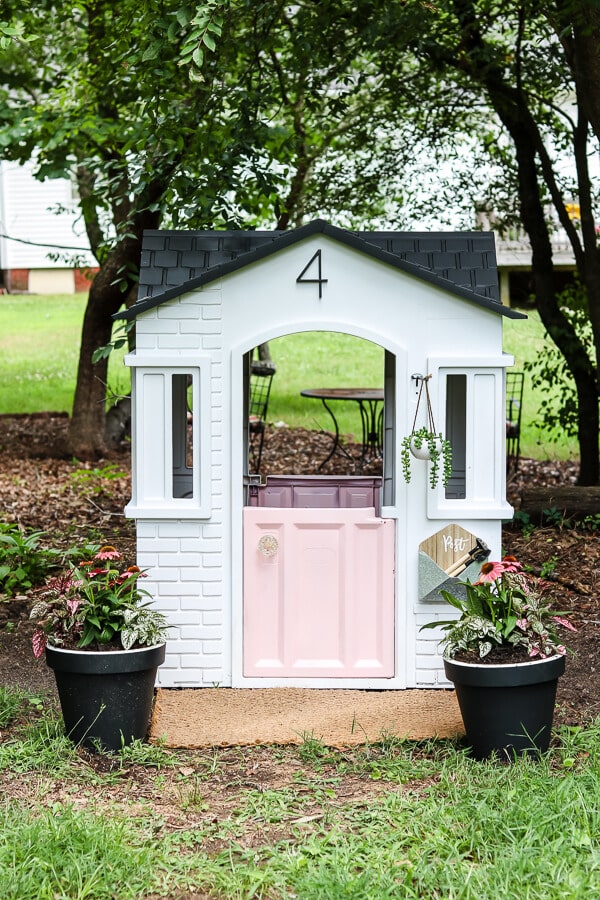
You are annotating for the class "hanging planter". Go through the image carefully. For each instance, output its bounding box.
[401,375,452,489]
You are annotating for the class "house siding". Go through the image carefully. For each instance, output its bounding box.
[134,288,228,687]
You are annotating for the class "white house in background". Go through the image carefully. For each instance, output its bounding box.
[476,211,578,306]
[0,159,96,293]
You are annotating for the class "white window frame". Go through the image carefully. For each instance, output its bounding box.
[124,353,211,519]
[427,355,514,520]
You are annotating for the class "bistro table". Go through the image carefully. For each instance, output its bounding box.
[300,387,384,470]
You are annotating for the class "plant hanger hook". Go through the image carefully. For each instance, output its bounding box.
[411,374,437,435]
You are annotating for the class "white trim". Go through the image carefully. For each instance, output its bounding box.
[426,361,513,520]
[125,358,212,519]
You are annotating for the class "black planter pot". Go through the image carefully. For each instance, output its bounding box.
[46,643,166,752]
[444,654,565,760]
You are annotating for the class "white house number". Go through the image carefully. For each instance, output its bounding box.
[296,249,328,298]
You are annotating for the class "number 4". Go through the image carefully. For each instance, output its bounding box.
[296,249,328,298]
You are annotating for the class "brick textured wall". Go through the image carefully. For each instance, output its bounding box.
[134,288,227,687]
[74,267,99,292]
[6,269,29,291]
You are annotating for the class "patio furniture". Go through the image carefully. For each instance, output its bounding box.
[300,387,384,470]
[506,371,524,475]
[249,360,275,472]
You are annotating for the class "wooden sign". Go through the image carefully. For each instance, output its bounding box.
[419,525,479,574]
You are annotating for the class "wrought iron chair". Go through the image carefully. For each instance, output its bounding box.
[506,371,524,475]
[248,359,276,473]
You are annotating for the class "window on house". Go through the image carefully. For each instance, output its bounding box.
[445,374,466,500]
[125,356,210,518]
[171,373,194,498]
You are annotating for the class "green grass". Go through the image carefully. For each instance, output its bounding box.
[0,804,169,900]
[1,691,599,899]
[0,294,578,459]
[0,293,128,413]
[266,331,385,439]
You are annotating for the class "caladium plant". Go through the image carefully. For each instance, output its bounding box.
[30,545,169,656]
[421,557,576,660]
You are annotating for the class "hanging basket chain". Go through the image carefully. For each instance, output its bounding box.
[411,374,437,436]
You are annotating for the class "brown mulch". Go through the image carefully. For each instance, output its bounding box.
[0,414,598,727]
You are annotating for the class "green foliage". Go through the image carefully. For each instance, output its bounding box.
[511,509,535,538]
[422,558,575,659]
[69,463,129,495]
[0,524,61,597]
[0,713,79,775]
[177,0,225,75]
[524,282,596,441]
[400,427,453,489]
[582,513,600,532]
[30,545,169,654]
[0,686,27,729]
[3,699,600,899]
[91,321,134,363]
[115,737,177,768]
[0,803,167,900]
[542,506,570,529]
[540,555,559,579]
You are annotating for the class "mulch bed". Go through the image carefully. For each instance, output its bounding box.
[0,414,598,727]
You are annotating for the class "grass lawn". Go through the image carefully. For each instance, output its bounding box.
[0,293,577,460]
[0,293,128,414]
[1,687,599,899]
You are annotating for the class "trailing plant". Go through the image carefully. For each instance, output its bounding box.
[30,545,169,656]
[400,427,453,489]
[421,557,576,660]
[402,374,452,489]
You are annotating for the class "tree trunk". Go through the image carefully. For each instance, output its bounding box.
[459,16,600,484]
[66,234,151,458]
[520,485,600,521]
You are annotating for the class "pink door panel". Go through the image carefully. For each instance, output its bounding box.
[243,507,395,678]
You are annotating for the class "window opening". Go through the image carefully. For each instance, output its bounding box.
[445,374,466,499]
[172,373,194,499]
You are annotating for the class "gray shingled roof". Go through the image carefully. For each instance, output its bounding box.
[117,219,525,320]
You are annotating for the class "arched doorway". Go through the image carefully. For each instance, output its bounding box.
[240,329,398,684]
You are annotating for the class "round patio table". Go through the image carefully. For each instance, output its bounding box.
[300,387,384,470]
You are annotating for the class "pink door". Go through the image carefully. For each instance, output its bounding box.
[243,507,395,678]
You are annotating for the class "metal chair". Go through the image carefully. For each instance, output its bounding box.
[506,371,524,475]
[248,360,275,473]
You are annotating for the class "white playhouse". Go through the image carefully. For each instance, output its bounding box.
[116,220,524,689]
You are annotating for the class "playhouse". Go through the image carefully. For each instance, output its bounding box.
[116,220,524,689]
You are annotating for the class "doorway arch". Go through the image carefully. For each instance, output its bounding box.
[232,324,407,688]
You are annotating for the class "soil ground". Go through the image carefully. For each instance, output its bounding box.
[0,413,598,726]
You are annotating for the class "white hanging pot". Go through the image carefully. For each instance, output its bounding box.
[409,434,443,461]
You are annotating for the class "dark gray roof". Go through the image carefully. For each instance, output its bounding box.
[117,219,525,320]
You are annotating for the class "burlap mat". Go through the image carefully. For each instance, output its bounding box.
[149,688,464,748]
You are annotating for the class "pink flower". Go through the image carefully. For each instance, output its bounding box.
[475,561,506,583]
[501,556,522,573]
[95,545,121,561]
